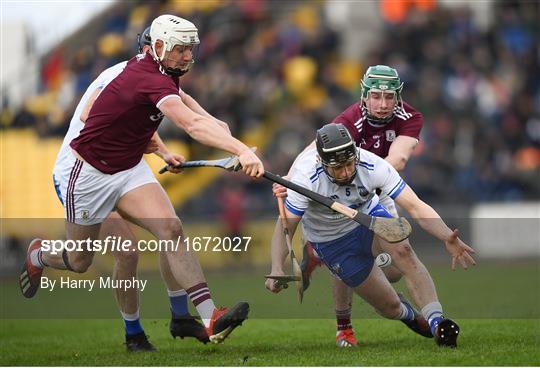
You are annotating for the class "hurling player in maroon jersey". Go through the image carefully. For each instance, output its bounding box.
[20,15,262,345]
[272,66,466,348]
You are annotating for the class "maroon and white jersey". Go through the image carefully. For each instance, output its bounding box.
[70,53,181,174]
[332,101,423,157]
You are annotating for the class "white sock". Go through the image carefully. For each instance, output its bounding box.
[121,309,140,321]
[421,301,443,324]
[30,249,44,268]
[195,299,216,328]
[396,302,414,321]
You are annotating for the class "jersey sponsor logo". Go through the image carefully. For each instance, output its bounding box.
[150,112,164,122]
[331,213,345,220]
[386,130,396,142]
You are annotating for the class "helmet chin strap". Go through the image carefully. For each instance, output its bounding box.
[164,58,195,76]
[322,164,357,186]
[367,112,394,125]
[163,66,188,77]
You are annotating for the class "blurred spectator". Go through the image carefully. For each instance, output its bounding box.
[5,0,539,212]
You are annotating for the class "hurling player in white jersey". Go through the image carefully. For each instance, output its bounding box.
[266,124,475,348]
[272,66,443,348]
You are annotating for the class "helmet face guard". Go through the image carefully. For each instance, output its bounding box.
[161,43,199,76]
[150,15,200,77]
[316,124,358,185]
[361,65,404,125]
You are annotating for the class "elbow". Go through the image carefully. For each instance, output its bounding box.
[387,154,408,171]
[395,155,409,171]
[394,160,406,171]
[391,155,408,171]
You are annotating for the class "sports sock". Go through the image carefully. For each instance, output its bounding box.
[30,249,45,269]
[186,283,215,328]
[336,307,353,331]
[121,310,144,336]
[396,302,415,322]
[421,301,444,335]
[168,289,189,318]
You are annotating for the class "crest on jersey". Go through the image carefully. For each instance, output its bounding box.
[80,210,89,220]
[357,186,369,197]
[386,130,396,142]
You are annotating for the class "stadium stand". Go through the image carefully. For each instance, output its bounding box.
[1,0,538,221]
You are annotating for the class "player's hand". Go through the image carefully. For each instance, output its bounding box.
[272,181,289,198]
[144,138,159,154]
[238,147,264,178]
[265,270,286,293]
[163,152,185,174]
[444,229,476,270]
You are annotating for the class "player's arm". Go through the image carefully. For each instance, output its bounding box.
[79,87,102,123]
[266,208,302,293]
[148,132,185,173]
[394,185,476,269]
[180,92,231,135]
[385,135,418,171]
[159,97,263,177]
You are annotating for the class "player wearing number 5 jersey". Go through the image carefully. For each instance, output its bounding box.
[266,124,476,348]
[275,66,432,347]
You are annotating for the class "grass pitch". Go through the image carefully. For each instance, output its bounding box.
[1,319,538,366]
[1,260,539,366]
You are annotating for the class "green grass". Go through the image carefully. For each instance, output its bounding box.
[1,260,539,365]
[1,319,538,366]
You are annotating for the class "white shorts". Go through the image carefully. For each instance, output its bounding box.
[52,151,158,225]
[378,193,399,217]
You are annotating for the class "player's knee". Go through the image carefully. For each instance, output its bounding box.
[157,217,184,240]
[394,243,415,261]
[70,256,93,273]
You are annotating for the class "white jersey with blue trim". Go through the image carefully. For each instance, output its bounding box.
[53,61,128,171]
[285,147,406,243]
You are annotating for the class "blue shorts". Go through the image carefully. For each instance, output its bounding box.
[311,203,393,287]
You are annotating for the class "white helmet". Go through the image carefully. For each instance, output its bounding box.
[150,15,200,75]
